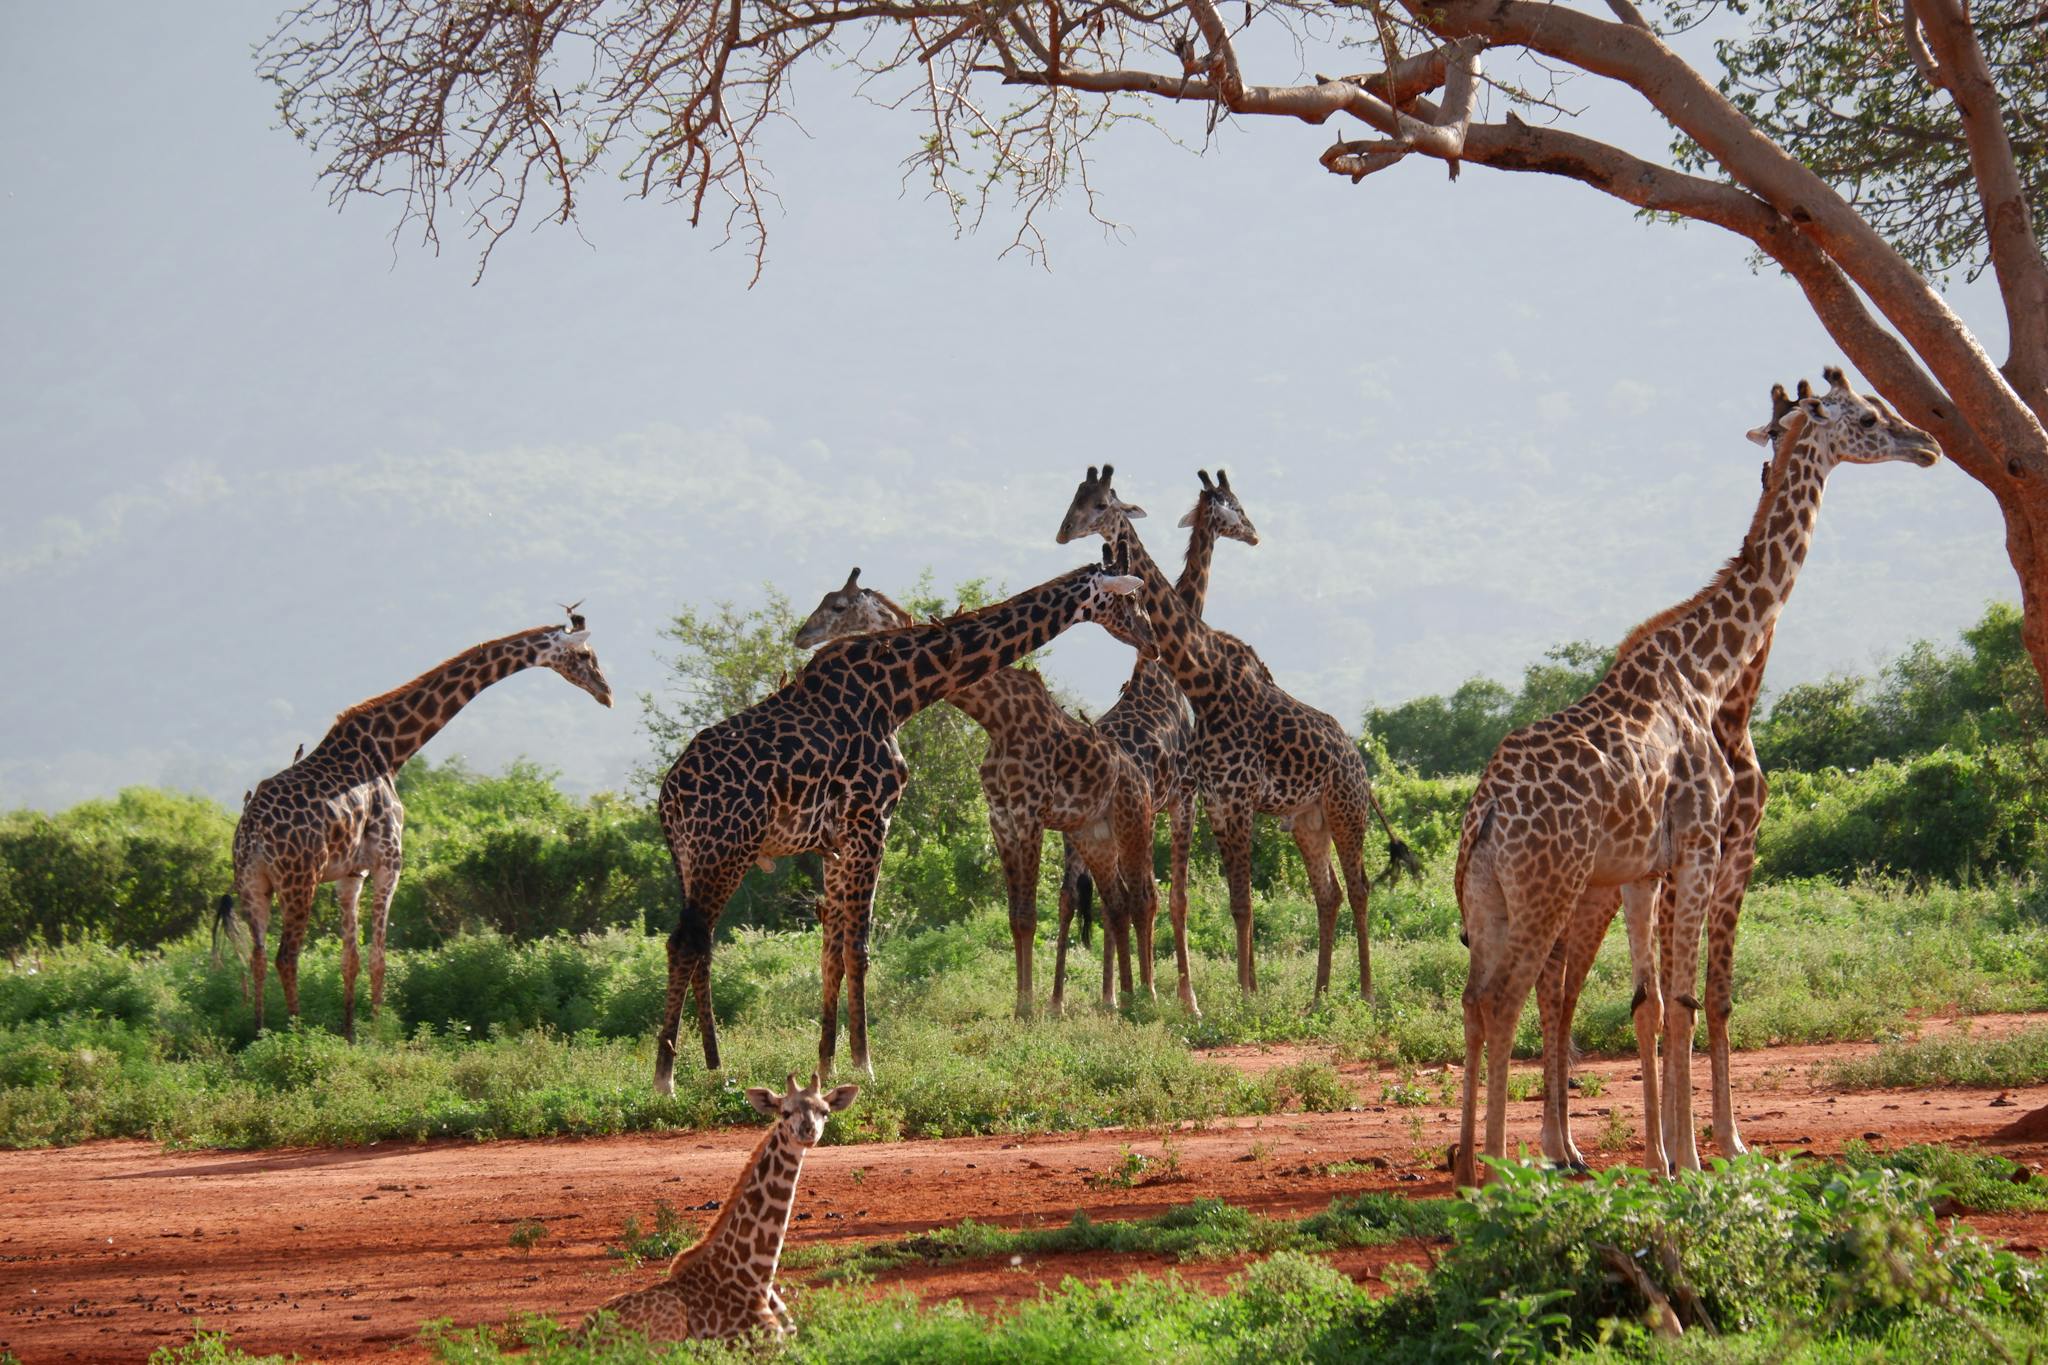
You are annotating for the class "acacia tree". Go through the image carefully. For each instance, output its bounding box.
[260,0,2048,684]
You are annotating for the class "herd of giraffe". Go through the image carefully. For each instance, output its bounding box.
[218,368,1942,1340]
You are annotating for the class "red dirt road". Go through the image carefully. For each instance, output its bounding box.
[8,1016,2048,1364]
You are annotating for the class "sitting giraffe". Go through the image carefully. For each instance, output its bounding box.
[584,1073,858,1344]
[791,569,1160,1015]
[654,547,1150,1090]
[1058,466,1408,1002]
[1454,367,1939,1187]
[220,611,613,1038]
[1534,385,1793,1174]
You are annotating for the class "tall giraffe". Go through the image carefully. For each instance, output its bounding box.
[1053,467,1259,1015]
[1535,385,1796,1174]
[583,1073,858,1343]
[654,547,1150,1091]
[1058,466,1400,1001]
[222,613,613,1038]
[790,569,1160,1015]
[1453,368,1939,1188]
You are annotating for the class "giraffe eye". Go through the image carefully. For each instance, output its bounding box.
[1861,414,1876,429]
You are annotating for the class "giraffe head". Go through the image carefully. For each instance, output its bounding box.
[1177,468,1259,545]
[1086,543,1158,658]
[745,1071,860,1145]
[1749,367,1941,469]
[1055,464,1146,544]
[793,568,916,649]
[535,608,615,708]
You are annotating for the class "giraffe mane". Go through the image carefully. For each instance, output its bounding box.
[1178,496,1212,580]
[328,626,556,726]
[863,589,916,628]
[1611,414,1805,663]
[665,1121,782,1273]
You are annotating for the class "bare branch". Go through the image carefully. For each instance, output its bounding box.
[1910,0,2048,406]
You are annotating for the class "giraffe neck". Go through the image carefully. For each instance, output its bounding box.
[697,1125,805,1289]
[320,631,551,771]
[870,567,1108,724]
[1102,516,1246,711]
[1623,434,1827,704]
[1176,501,1219,615]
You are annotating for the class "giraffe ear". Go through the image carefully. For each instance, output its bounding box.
[823,1084,860,1112]
[1117,498,1147,520]
[1177,507,1198,527]
[1100,575,1143,596]
[744,1087,780,1117]
[561,629,591,647]
[1744,422,1775,447]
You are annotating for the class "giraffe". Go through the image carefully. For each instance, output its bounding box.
[654,547,1151,1091]
[790,568,1160,1016]
[583,1073,858,1343]
[1453,368,1940,1188]
[220,612,613,1038]
[1050,467,1258,1015]
[1535,385,1797,1174]
[1057,465,1405,1002]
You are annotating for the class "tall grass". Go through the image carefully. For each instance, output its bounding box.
[4,866,2045,1149]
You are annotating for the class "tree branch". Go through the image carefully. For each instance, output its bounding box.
[1399,0,2048,467]
[1910,0,2048,410]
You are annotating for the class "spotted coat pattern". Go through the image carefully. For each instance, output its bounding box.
[652,554,1149,1092]
[225,623,613,1038]
[584,1075,857,1343]
[790,571,1159,1017]
[1452,370,1940,1188]
[1058,465,1387,1001]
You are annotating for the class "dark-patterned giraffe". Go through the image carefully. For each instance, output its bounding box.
[583,1073,858,1343]
[1057,465,1404,1002]
[791,569,1159,1016]
[1053,467,1260,1015]
[222,612,613,1038]
[1454,368,1939,1188]
[1535,386,1796,1174]
[653,548,1150,1091]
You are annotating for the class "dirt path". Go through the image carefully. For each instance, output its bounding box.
[7,1015,2048,1364]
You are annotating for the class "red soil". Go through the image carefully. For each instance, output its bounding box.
[7,1013,2048,1364]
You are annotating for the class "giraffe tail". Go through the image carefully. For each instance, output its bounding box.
[210,893,239,967]
[1364,784,1423,884]
[1074,864,1095,950]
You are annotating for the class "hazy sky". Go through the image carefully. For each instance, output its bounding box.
[0,3,2018,811]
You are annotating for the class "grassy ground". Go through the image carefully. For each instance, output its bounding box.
[3,866,2046,1148]
[135,1155,2048,1364]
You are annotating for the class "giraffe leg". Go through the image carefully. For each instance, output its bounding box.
[1623,879,1667,1177]
[1535,931,1573,1168]
[830,821,887,1078]
[1075,817,1138,1007]
[817,908,846,1078]
[272,881,317,1024]
[1541,884,1622,1172]
[1051,838,1078,1017]
[1706,844,1755,1156]
[1659,846,1717,1175]
[1168,794,1198,1015]
[1291,813,1342,1001]
[1327,796,1375,1002]
[1454,857,1510,1190]
[990,811,1043,1018]
[1210,801,1257,993]
[656,864,740,1093]
[1116,788,1160,1004]
[335,872,365,1043]
[242,888,272,1032]
[367,854,399,1019]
